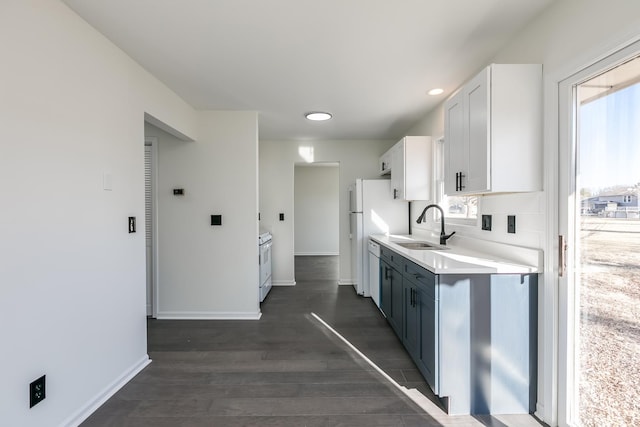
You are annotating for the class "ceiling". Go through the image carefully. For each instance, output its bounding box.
[62,0,555,141]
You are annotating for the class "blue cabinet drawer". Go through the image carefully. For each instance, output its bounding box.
[380,245,404,271]
[404,260,436,299]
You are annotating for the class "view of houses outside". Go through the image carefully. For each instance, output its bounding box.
[577,61,640,426]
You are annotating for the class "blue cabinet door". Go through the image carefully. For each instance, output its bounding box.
[418,284,438,394]
[380,260,392,317]
[388,265,404,336]
[403,280,419,355]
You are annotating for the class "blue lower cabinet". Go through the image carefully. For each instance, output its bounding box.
[378,246,537,416]
[402,280,419,355]
[380,260,392,317]
[388,264,403,336]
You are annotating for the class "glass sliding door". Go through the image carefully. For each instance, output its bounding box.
[559,46,640,427]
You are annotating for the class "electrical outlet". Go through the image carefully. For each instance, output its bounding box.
[211,214,222,226]
[30,375,46,408]
[279,213,285,221]
[481,214,492,231]
[507,215,516,233]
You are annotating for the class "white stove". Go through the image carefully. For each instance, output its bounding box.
[258,231,273,302]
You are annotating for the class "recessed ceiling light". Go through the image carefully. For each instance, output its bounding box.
[428,88,444,96]
[305,112,332,121]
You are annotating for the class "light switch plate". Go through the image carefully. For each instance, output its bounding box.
[103,172,113,191]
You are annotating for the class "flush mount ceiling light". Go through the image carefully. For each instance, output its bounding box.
[305,112,332,121]
[428,88,444,96]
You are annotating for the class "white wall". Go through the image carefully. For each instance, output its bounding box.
[0,0,198,425]
[294,165,340,255]
[408,0,640,252]
[407,1,640,424]
[260,140,393,285]
[147,112,259,319]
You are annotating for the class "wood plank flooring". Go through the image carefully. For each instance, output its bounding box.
[81,256,547,426]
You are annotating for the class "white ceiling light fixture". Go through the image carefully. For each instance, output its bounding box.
[428,88,444,96]
[305,112,332,121]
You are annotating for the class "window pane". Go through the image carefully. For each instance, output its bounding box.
[576,56,640,426]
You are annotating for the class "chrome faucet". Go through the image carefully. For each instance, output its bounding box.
[416,204,456,245]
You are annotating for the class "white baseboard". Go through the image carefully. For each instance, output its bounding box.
[155,311,262,320]
[337,279,354,286]
[61,355,151,427]
[294,252,339,256]
[273,280,296,286]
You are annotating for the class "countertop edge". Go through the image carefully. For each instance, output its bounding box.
[370,234,541,275]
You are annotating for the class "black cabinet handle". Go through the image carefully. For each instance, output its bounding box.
[393,188,398,199]
[384,267,390,280]
[456,172,466,191]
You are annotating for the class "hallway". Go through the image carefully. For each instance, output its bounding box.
[81,256,544,426]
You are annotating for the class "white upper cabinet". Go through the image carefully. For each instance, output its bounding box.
[379,149,392,175]
[444,64,542,195]
[382,136,431,201]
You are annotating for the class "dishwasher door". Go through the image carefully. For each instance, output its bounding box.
[368,240,381,307]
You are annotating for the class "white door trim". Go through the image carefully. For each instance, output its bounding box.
[556,39,640,427]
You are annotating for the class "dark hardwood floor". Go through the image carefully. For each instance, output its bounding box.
[81,256,544,427]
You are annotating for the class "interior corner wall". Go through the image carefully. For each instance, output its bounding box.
[259,139,394,285]
[0,1,197,426]
[150,111,260,319]
[294,165,340,255]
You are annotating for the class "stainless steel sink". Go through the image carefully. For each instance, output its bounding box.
[394,241,449,250]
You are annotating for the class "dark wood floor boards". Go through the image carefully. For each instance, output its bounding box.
[81,256,543,427]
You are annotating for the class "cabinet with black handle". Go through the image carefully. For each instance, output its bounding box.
[444,63,542,195]
[379,246,404,337]
[377,243,537,416]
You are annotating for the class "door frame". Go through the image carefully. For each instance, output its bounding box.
[144,136,159,318]
[556,39,640,427]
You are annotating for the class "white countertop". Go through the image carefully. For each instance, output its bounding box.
[370,234,540,275]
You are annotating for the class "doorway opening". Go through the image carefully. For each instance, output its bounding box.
[559,48,640,427]
[293,163,340,282]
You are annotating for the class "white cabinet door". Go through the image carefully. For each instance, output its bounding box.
[379,150,392,175]
[464,67,490,193]
[388,136,431,201]
[444,64,541,196]
[390,141,405,200]
[444,91,465,195]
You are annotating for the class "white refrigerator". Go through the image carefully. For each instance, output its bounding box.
[349,179,408,297]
